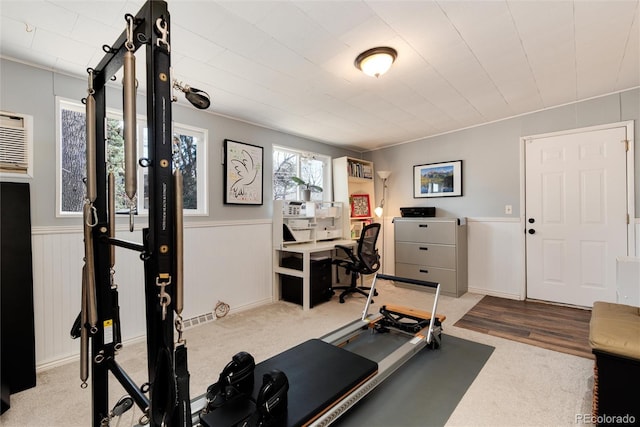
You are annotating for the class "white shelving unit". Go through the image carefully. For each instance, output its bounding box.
[273,200,347,249]
[332,156,375,239]
[272,200,354,310]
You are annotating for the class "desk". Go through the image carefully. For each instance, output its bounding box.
[274,239,356,310]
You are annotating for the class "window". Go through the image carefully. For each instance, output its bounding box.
[56,98,208,216]
[273,145,331,201]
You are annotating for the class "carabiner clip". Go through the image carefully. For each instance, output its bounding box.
[155,17,170,52]
[125,14,135,52]
[85,203,98,228]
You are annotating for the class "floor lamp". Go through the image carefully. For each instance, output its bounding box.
[375,171,391,273]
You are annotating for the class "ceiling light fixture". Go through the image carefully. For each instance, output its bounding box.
[354,47,397,78]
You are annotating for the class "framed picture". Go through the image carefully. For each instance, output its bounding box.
[224,139,263,205]
[413,160,463,198]
[350,193,371,218]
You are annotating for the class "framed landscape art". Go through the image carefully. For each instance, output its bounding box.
[413,160,462,198]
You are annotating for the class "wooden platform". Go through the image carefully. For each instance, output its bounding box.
[384,304,446,323]
[454,296,593,359]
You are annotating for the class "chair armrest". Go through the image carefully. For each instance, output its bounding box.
[335,244,353,254]
[334,245,358,264]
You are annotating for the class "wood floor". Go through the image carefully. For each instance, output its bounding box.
[454,296,594,359]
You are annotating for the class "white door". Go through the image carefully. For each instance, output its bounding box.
[525,125,629,307]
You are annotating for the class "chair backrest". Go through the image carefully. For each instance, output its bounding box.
[357,223,381,274]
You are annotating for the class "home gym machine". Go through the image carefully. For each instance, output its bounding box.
[195,272,445,427]
[75,1,446,426]
[75,1,192,425]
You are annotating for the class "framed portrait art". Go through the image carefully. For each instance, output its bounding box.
[413,160,463,198]
[224,139,263,205]
[350,193,371,218]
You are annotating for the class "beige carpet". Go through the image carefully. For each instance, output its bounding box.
[0,281,595,426]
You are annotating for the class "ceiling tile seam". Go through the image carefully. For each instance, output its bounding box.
[366,33,462,127]
[200,52,322,111]
[505,1,544,110]
[434,0,496,121]
[364,84,640,154]
[614,1,639,90]
[367,2,464,128]
[0,52,339,146]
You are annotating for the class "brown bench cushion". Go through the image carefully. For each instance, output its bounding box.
[589,301,640,360]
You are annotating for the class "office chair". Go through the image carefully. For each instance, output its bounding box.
[332,222,381,303]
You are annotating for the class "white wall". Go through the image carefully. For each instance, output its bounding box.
[34,216,638,368]
[32,221,272,369]
[466,218,524,299]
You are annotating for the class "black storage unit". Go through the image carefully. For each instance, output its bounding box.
[0,182,36,414]
[281,257,333,308]
[593,350,640,425]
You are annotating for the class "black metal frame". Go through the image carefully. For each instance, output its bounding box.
[85,1,179,425]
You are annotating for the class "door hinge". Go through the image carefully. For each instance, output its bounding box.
[623,139,629,152]
[627,213,630,225]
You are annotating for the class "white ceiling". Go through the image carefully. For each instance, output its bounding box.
[1,1,638,151]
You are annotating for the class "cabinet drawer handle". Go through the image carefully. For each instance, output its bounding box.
[419,247,429,251]
[418,224,428,228]
[419,269,429,274]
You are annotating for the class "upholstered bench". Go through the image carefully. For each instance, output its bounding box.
[588,302,640,425]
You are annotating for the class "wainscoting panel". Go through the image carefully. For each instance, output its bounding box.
[31,220,272,369]
[181,221,273,320]
[32,230,84,367]
[28,217,635,368]
[466,218,524,299]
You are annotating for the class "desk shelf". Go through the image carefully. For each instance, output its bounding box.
[273,200,347,249]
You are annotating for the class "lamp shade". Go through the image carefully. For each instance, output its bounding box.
[355,47,397,78]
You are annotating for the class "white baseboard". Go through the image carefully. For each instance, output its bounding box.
[36,334,147,372]
[468,286,523,301]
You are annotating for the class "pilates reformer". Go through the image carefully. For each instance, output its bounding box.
[194,272,445,427]
[75,1,444,426]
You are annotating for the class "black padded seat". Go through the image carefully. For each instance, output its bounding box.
[200,339,378,427]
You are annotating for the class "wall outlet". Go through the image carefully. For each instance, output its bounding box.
[505,205,513,215]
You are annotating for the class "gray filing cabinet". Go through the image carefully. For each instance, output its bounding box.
[394,217,468,297]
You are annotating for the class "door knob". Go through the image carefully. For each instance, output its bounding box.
[528,229,536,234]
[528,218,535,224]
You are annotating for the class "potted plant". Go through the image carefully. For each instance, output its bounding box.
[291,176,322,201]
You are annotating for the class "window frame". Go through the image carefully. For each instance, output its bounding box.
[272,145,332,202]
[55,97,208,218]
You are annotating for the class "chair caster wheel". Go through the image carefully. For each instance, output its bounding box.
[374,290,379,296]
[339,299,345,304]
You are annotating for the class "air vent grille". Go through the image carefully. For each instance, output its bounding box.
[0,113,30,174]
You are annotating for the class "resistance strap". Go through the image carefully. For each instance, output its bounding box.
[174,343,192,426]
[151,347,176,426]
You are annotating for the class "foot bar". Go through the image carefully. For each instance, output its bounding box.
[373,274,442,345]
